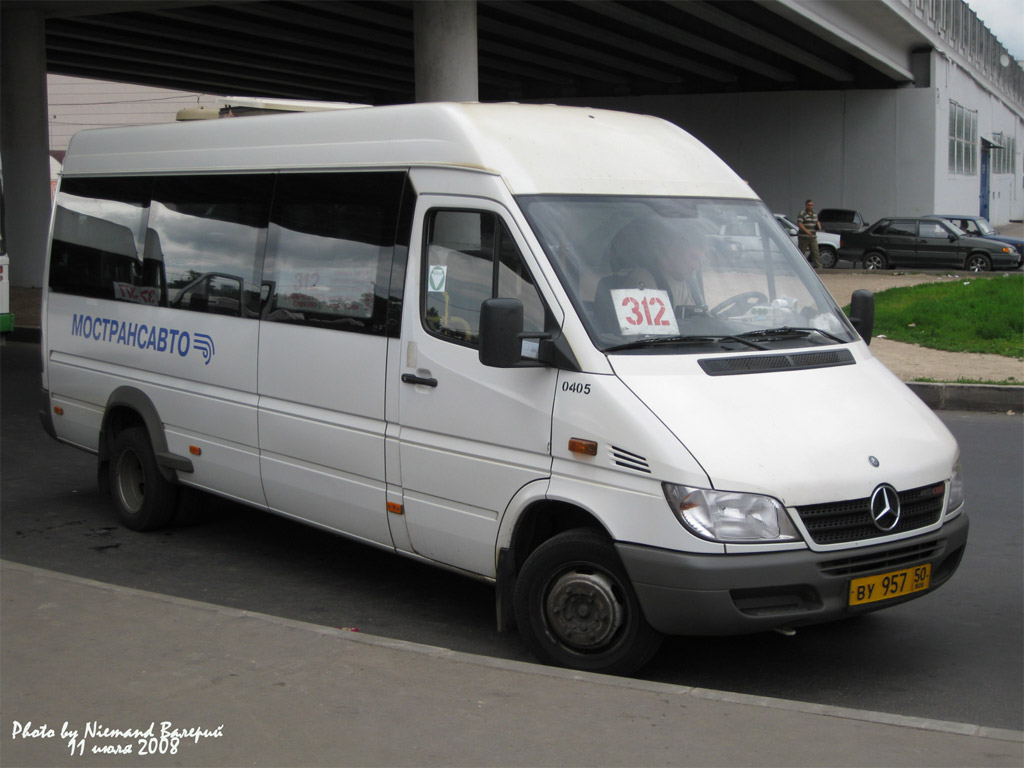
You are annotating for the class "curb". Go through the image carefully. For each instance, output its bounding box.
[906,382,1023,413]
[5,327,1022,413]
[6,560,1022,745]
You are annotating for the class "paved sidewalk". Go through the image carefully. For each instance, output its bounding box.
[2,561,1020,767]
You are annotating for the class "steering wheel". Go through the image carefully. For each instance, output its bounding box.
[710,291,767,318]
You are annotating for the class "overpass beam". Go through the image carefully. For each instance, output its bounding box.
[414,0,478,103]
[1,8,52,288]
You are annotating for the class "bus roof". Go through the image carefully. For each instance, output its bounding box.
[62,102,756,199]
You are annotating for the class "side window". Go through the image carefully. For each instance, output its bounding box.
[263,172,406,335]
[887,220,917,237]
[919,221,948,240]
[49,177,152,301]
[423,210,545,348]
[149,175,272,316]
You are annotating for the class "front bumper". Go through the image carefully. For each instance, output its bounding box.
[616,513,969,636]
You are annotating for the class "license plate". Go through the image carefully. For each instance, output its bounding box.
[849,564,931,606]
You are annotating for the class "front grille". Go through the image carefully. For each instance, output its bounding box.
[795,482,945,545]
[818,540,945,578]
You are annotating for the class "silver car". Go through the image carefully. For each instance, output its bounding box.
[775,214,842,268]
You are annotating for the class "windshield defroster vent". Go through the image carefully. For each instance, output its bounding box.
[699,349,855,376]
[610,446,651,474]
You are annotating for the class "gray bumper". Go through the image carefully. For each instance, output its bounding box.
[616,514,969,636]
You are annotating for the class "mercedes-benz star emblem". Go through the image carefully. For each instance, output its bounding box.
[870,484,901,531]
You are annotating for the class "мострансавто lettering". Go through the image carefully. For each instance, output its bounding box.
[70,314,216,365]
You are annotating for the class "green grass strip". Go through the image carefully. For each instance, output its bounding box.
[861,274,1023,358]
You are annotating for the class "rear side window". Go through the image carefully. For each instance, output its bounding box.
[50,177,152,300]
[886,220,917,237]
[50,174,273,316]
[151,175,273,317]
[262,172,407,335]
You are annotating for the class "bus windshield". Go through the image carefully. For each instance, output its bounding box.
[519,195,857,353]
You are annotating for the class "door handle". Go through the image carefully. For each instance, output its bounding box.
[401,373,438,388]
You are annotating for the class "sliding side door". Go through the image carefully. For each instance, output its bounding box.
[257,172,409,547]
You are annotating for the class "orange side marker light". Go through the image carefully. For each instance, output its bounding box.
[568,438,598,456]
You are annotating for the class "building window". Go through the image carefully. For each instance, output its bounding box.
[991,133,1017,175]
[948,101,977,175]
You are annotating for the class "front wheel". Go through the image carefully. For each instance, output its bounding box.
[819,246,838,269]
[513,529,663,675]
[964,253,991,272]
[109,427,178,531]
[863,251,887,270]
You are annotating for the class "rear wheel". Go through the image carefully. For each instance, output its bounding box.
[109,427,178,531]
[964,253,991,272]
[819,246,838,269]
[513,529,663,675]
[863,251,887,270]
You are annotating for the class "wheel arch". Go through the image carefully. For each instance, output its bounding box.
[495,493,613,632]
[508,499,611,572]
[99,387,182,485]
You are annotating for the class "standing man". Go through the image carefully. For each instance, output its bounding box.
[797,199,822,269]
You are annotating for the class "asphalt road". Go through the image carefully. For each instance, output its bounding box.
[2,340,1021,731]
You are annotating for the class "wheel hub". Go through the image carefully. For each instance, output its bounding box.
[115,450,145,514]
[545,570,624,650]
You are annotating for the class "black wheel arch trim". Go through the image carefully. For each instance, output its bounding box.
[100,386,193,483]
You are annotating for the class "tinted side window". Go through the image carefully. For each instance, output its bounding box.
[424,210,545,348]
[918,221,949,239]
[149,175,272,317]
[887,220,917,237]
[50,177,152,301]
[263,172,406,335]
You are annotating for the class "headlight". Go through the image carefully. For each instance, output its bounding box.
[663,484,800,542]
[947,461,965,516]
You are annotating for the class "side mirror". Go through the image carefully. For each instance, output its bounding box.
[479,298,524,367]
[849,289,875,345]
[948,233,958,242]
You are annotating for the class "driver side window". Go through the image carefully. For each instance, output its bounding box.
[423,210,545,348]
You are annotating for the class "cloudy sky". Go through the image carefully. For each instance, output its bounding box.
[967,0,1024,60]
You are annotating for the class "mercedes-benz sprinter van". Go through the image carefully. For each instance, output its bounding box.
[41,103,967,674]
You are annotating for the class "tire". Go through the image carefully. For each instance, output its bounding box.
[513,529,663,675]
[964,253,991,272]
[109,426,178,531]
[863,251,887,270]
[819,246,838,269]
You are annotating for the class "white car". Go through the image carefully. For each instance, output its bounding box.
[775,214,842,268]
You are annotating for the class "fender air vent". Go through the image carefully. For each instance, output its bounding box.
[610,446,651,474]
[699,349,855,376]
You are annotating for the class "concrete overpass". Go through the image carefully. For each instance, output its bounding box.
[3,0,1022,286]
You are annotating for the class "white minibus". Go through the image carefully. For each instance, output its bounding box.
[41,103,967,674]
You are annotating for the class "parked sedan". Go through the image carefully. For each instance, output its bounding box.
[930,215,1024,261]
[838,216,1023,271]
[774,214,842,268]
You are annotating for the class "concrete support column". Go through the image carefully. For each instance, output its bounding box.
[1,9,52,287]
[414,0,478,103]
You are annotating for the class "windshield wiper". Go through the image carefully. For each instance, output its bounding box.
[735,326,846,344]
[605,334,766,352]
